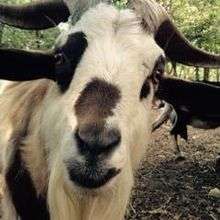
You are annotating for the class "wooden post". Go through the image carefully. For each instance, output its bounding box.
[35,31,42,49]
[203,68,210,81]
[195,67,200,80]
[0,24,4,47]
[217,69,220,82]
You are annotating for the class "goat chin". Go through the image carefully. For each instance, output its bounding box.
[48,158,133,220]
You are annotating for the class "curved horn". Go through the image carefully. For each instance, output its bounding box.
[155,20,220,68]
[0,0,70,30]
[0,48,56,80]
[129,0,220,68]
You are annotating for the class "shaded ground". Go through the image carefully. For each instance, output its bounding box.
[127,116,220,220]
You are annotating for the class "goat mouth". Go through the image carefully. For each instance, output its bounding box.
[67,162,121,189]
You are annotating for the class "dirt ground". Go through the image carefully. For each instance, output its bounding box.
[127,114,220,220]
[0,112,219,219]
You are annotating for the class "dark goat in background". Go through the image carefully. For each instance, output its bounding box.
[153,78,220,166]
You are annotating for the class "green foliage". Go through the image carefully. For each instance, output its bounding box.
[157,0,219,80]
[0,0,59,49]
[2,27,59,49]
[158,0,219,51]
[113,0,128,9]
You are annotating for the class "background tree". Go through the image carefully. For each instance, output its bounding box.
[158,0,219,80]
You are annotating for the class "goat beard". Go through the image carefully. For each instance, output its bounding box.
[66,160,121,189]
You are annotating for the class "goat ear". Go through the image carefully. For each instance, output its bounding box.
[0,0,70,30]
[155,20,220,68]
[0,48,56,81]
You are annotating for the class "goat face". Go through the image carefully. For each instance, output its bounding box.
[1,0,218,193]
[40,4,164,190]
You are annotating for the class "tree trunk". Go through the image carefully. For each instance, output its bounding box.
[216,69,220,82]
[195,67,200,80]
[35,31,43,49]
[0,24,4,47]
[203,68,210,81]
[172,62,177,76]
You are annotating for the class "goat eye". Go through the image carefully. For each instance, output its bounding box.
[55,53,73,92]
[140,56,165,99]
[153,56,166,80]
[140,79,151,99]
[54,32,88,92]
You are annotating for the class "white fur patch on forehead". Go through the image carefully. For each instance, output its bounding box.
[59,3,163,96]
[68,3,142,40]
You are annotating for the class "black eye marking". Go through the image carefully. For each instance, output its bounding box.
[55,32,88,92]
[153,55,166,82]
[140,55,165,100]
[140,79,151,99]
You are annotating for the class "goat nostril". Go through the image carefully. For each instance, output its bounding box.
[103,129,121,149]
[75,127,121,154]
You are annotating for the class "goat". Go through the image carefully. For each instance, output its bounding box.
[0,1,219,219]
[153,78,220,165]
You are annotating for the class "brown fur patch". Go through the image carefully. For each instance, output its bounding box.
[74,78,121,126]
[0,80,52,218]
[2,80,50,128]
